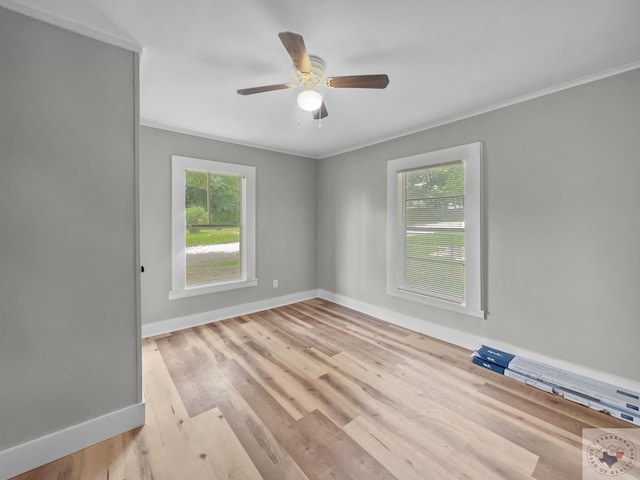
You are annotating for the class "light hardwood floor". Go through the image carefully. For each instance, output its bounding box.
[12,299,637,479]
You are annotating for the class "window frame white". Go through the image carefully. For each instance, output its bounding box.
[386,142,484,319]
[169,155,257,300]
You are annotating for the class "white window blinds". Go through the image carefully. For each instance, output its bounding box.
[399,162,465,303]
[386,142,483,319]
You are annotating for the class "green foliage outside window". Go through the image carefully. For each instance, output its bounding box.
[404,162,464,200]
[185,170,240,226]
[184,169,242,286]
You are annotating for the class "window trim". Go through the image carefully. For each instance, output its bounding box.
[169,155,257,300]
[386,142,484,319]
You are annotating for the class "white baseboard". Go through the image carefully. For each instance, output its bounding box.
[317,289,640,395]
[142,289,320,338]
[0,402,145,480]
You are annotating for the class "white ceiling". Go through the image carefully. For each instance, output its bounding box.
[5,0,640,158]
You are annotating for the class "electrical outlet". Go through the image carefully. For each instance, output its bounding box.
[272,279,279,288]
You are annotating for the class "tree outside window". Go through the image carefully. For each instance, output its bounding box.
[184,170,241,287]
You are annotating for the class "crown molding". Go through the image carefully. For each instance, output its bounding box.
[0,0,142,52]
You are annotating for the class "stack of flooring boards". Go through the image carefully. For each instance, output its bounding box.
[472,345,640,426]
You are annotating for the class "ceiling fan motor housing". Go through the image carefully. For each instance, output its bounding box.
[297,55,325,86]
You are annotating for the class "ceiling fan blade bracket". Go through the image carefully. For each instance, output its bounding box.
[296,57,326,87]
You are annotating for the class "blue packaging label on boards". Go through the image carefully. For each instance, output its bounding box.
[472,356,506,375]
[475,345,516,368]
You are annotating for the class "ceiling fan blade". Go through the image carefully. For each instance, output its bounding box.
[325,74,389,89]
[312,102,328,120]
[278,32,312,74]
[237,83,294,95]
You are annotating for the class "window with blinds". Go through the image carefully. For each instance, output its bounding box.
[386,143,484,318]
[399,162,465,303]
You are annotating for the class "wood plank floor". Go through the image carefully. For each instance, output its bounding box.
[12,299,636,480]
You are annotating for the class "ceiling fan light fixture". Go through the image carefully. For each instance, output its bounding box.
[297,89,322,112]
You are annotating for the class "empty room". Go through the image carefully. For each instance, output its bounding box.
[1,1,640,479]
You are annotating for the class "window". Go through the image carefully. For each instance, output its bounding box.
[386,142,484,318]
[170,155,256,299]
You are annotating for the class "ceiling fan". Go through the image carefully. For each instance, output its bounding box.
[237,32,390,119]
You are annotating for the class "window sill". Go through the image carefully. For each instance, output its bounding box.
[386,288,485,319]
[169,278,257,300]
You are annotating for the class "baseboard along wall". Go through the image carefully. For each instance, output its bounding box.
[0,402,145,480]
[141,289,319,338]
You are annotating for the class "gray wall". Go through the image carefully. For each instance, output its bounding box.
[2,3,636,457]
[318,68,640,383]
[140,127,317,325]
[0,8,139,450]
